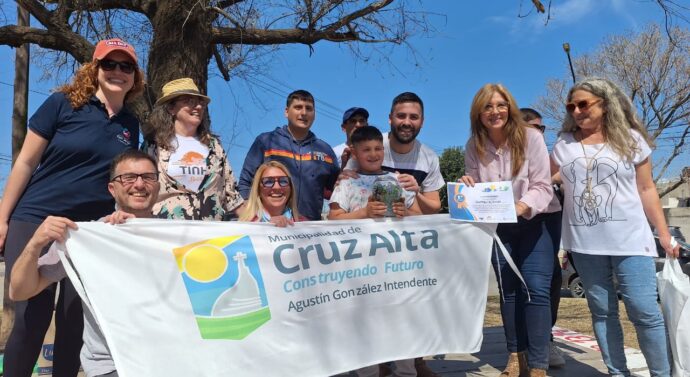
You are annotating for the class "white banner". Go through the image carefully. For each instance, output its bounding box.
[61,214,496,377]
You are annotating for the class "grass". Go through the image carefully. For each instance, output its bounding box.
[484,295,640,349]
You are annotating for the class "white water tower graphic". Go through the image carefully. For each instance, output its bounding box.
[212,252,263,316]
[174,236,271,340]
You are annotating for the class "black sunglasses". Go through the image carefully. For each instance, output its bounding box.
[260,176,290,188]
[100,59,136,74]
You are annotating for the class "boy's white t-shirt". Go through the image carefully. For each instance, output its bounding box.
[551,130,656,257]
[167,135,210,192]
[330,172,416,213]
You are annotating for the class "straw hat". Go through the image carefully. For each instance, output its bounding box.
[155,78,211,106]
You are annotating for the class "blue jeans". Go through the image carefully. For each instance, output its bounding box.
[493,214,554,370]
[544,212,563,330]
[572,253,671,377]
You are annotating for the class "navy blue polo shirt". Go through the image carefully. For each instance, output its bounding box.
[11,92,139,223]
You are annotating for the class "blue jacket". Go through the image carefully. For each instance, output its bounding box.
[239,126,339,220]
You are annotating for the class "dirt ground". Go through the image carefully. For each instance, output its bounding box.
[484,295,641,349]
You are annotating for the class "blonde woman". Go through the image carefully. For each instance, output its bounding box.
[239,161,302,226]
[460,84,556,377]
[0,38,144,376]
[551,77,677,377]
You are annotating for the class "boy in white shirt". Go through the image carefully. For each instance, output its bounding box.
[328,125,420,377]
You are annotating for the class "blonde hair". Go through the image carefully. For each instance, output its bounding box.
[239,161,300,222]
[469,83,528,177]
[561,77,653,162]
[57,60,145,109]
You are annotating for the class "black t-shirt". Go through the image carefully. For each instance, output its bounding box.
[11,93,139,223]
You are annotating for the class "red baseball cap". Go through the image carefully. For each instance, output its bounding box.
[92,38,138,64]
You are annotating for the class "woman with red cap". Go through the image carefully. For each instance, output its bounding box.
[0,38,144,377]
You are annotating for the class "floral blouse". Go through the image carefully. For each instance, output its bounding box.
[143,136,243,220]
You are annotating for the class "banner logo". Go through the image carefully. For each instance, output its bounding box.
[173,236,270,340]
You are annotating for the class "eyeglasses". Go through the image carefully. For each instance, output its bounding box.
[260,176,290,188]
[99,59,136,74]
[176,96,207,108]
[565,99,602,113]
[111,172,159,184]
[482,102,509,114]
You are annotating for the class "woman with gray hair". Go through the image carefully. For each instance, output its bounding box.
[143,78,243,220]
[551,77,678,377]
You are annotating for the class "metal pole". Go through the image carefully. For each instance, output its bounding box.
[562,42,576,84]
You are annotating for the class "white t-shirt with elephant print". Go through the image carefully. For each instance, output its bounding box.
[551,129,656,257]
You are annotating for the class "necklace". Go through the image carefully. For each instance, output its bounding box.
[578,132,606,206]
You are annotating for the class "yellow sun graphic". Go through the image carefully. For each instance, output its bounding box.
[183,245,228,282]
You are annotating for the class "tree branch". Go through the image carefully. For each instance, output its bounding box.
[531,0,546,13]
[210,6,242,28]
[658,175,688,198]
[654,123,689,182]
[216,0,246,10]
[323,0,393,34]
[312,0,344,25]
[17,0,53,27]
[0,25,92,62]
[212,27,365,45]
[60,0,153,15]
[213,44,230,81]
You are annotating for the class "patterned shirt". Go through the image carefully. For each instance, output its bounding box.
[330,172,416,212]
[144,136,243,220]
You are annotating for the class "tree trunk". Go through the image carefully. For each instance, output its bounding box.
[1,4,30,350]
[139,0,213,137]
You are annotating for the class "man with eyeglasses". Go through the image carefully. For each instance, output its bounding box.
[519,108,567,370]
[9,150,159,377]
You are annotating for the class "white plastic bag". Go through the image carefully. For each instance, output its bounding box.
[657,257,690,377]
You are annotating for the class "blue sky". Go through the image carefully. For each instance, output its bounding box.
[0,0,686,189]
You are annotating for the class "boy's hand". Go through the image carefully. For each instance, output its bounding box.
[366,197,387,218]
[392,201,406,218]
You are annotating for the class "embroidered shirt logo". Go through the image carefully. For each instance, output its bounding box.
[117,129,132,146]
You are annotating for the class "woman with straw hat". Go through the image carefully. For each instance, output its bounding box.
[143,78,243,220]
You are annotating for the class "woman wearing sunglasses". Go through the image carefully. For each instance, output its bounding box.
[239,161,303,226]
[460,84,556,377]
[551,77,677,377]
[0,38,144,376]
[143,78,243,220]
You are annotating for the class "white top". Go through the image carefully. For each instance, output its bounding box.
[330,172,416,212]
[332,142,347,168]
[346,136,445,193]
[551,130,656,257]
[167,135,210,192]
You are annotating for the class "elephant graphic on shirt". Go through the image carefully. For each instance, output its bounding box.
[562,157,618,226]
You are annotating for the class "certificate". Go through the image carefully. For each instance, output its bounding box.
[447,181,517,223]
